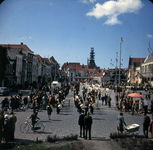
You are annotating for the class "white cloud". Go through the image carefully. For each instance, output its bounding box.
[80,0,96,4]
[147,34,153,38]
[20,36,32,40]
[86,0,144,25]
[20,36,27,40]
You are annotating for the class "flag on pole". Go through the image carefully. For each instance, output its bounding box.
[101,70,105,79]
[128,69,131,79]
[121,36,123,42]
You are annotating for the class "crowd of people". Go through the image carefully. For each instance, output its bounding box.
[74,81,153,139]
[73,82,111,140]
[0,83,70,143]
[1,81,153,143]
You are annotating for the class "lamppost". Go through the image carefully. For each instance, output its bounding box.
[119,36,123,87]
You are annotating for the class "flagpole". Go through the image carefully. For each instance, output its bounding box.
[119,36,123,87]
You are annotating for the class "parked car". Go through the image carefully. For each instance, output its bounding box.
[0,87,10,96]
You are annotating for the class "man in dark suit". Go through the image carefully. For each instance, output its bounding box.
[10,111,17,140]
[143,112,150,138]
[84,111,93,140]
[78,110,85,138]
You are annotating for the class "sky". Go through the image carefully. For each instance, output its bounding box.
[0,0,153,69]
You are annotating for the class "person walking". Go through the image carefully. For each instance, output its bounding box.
[9,111,17,140]
[84,111,93,140]
[78,110,85,138]
[143,98,148,114]
[101,95,104,105]
[0,111,4,143]
[143,112,150,138]
[151,99,153,113]
[108,96,111,108]
[4,114,11,143]
[117,112,127,135]
[10,95,16,111]
[46,103,53,120]
[149,119,153,137]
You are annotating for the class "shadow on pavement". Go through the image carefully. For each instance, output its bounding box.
[41,132,53,135]
[92,113,107,116]
[60,113,72,115]
[93,118,105,120]
[51,119,62,121]
[90,137,111,141]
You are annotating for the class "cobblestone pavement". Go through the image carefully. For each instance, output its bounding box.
[0,88,152,142]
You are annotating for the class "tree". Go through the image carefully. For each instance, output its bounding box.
[0,46,9,86]
[0,0,5,5]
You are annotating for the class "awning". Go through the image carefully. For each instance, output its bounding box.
[134,80,138,83]
[134,74,137,77]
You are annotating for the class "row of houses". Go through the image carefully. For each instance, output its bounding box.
[61,62,127,85]
[128,54,153,89]
[61,55,153,89]
[0,43,60,87]
[1,42,152,89]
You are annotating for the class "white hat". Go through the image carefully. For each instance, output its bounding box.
[4,114,9,119]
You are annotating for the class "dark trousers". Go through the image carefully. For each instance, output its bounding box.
[143,126,149,138]
[10,130,15,140]
[144,106,148,114]
[108,101,111,107]
[85,127,91,139]
[80,125,85,137]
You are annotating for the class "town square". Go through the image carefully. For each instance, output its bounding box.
[0,0,153,150]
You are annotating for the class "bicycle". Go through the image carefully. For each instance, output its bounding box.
[20,117,45,133]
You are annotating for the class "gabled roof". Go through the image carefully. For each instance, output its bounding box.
[35,55,43,63]
[43,58,51,65]
[50,56,59,66]
[128,57,145,68]
[83,65,88,69]
[144,53,153,63]
[0,43,34,53]
[62,62,85,71]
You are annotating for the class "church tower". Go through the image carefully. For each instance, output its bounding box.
[88,47,97,69]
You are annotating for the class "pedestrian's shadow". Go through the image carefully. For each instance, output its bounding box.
[51,119,62,121]
[93,118,105,120]
[92,113,107,116]
[42,131,53,135]
[39,120,51,123]
[60,113,72,115]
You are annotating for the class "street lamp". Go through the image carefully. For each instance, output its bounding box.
[119,36,123,87]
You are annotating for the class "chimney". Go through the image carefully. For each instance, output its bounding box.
[21,42,23,45]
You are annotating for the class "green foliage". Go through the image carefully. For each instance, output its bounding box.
[47,135,58,142]
[47,134,78,143]
[7,144,69,150]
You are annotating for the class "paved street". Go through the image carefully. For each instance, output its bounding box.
[0,87,152,143]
